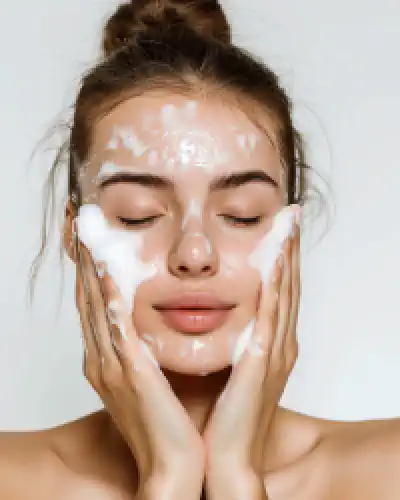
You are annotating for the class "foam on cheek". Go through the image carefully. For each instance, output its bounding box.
[231,205,300,364]
[75,204,158,312]
[248,205,298,287]
[231,318,256,365]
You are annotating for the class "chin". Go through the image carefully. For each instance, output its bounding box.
[134,314,245,377]
[156,349,232,376]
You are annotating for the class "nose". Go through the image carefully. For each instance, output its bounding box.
[168,231,219,279]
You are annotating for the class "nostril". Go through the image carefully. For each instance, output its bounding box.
[178,265,190,273]
[177,264,212,274]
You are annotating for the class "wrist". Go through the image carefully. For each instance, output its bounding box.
[139,462,204,500]
[206,464,267,500]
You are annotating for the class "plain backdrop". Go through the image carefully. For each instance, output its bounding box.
[0,0,399,430]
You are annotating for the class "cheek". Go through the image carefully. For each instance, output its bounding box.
[136,226,171,266]
[217,232,262,274]
[218,245,261,301]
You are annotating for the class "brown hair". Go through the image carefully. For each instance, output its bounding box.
[28,0,331,302]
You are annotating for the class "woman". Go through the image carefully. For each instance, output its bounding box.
[2,1,399,499]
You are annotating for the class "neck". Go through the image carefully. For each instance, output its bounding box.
[162,366,232,433]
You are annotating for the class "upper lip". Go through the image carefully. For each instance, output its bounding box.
[154,291,236,310]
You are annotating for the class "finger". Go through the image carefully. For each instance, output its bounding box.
[285,222,301,361]
[79,242,120,369]
[248,245,285,362]
[270,231,293,364]
[217,255,284,443]
[248,248,286,469]
[98,268,163,379]
[76,250,102,386]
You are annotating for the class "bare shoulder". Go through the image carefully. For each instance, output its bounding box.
[262,406,339,474]
[265,408,400,499]
[316,415,400,499]
[0,424,69,499]
[0,410,135,499]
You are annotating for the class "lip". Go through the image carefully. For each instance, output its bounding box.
[153,291,236,334]
[156,308,232,334]
[154,291,235,310]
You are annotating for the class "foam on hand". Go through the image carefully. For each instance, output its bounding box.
[248,205,299,286]
[232,205,301,364]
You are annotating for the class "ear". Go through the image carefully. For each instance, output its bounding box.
[63,198,77,263]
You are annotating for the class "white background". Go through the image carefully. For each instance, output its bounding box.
[0,0,399,430]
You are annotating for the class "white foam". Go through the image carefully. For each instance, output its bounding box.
[232,318,256,365]
[75,204,158,313]
[185,100,198,119]
[182,199,203,229]
[232,205,300,364]
[119,127,148,157]
[161,104,177,127]
[147,150,158,167]
[192,339,206,354]
[248,205,297,287]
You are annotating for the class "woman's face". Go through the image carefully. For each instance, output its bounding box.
[78,93,286,375]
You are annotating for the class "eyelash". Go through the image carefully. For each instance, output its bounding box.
[117,215,263,228]
[118,216,159,227]
[223,215,263,227]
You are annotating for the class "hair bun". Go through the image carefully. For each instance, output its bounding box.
[102,0,231,57]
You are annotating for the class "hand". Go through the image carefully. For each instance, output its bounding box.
[203,207,301,499]
[75,240,204,500]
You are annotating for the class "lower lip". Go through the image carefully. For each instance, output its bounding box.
[156,308,232,334]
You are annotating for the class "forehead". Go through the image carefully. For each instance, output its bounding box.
[87,93,283,182]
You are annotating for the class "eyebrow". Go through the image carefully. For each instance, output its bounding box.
[99,169,280,192]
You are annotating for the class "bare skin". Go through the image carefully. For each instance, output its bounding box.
[3,93,400,498]
[2,406,400,499]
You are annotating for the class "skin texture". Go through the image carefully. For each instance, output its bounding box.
[2,93,400,499]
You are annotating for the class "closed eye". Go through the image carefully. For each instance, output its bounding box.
[117,216,160,227]
[117,215,263,228]
[222,215,263,227]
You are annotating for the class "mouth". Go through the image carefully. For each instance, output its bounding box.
[154,307,234,334]
[153,291,236,334]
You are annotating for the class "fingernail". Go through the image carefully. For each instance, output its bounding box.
[95,262,106,279]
